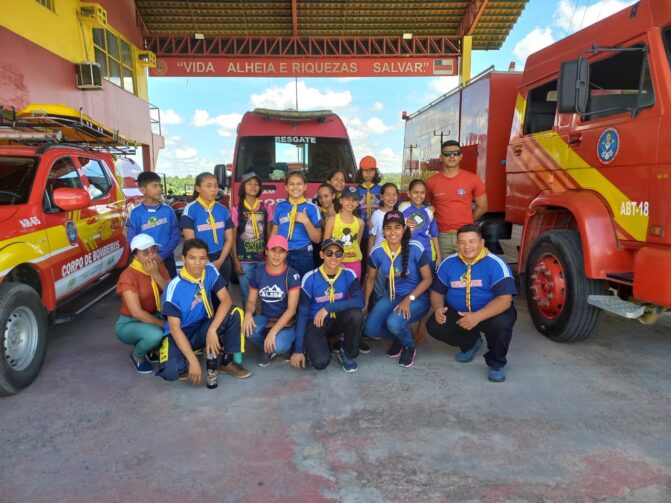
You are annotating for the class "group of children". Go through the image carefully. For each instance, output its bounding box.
[115,155,446,384]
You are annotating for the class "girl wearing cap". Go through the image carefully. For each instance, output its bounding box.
[363,211,433,368]
[115,234,171,373]
[356,155,382,258]
[242,235,301,366]
[231,172,273,307]
[271,172,322,277]
[323,186,365,278]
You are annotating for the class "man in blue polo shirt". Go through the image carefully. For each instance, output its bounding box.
[427,224,516,382]
[291,238,364,373]
[157,238,249,384]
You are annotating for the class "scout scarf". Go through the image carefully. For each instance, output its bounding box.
[458,247,489,312]
[287,196,307,239]
[361,182,375,220]
[196,196,219,245]
[180,267,214,318]
[318,265,342,318]
[243,198,261,239]
[381,241,401,300]
[129,258,160,311]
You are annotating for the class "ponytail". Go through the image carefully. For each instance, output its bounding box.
[400,227,411,278]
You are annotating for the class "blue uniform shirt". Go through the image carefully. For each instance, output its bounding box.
[127,202,180,262]
[249,264,301,320]
[181,200,233,256]
[272,200,321,250]
[398,202,439,261]
[368,240,431,298]
[162,263,228,334]
[357,184,382,237]
[433,253,516,312]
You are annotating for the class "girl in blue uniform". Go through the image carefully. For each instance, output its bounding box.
[398,179,441,269]
[356,155,382,259]
[363,211,433,368]
[271,172,322,277]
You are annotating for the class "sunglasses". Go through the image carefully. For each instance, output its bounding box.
[441,151,461,157]
[323,249,344,258]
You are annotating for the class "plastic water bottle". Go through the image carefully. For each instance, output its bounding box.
[206,354,218,389]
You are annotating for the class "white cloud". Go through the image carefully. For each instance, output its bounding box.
[377,148,401,173]
[372,102,384,111]
[250,81,352,110]
[366,117,393,135]
[191,109,242,137]
[429,76,460,95]
[513,27,555,63]
[161,108,183,125]
[343,116,395,143]
[554,0,637,34]
[334,77,361,83]
[174,147,198,160]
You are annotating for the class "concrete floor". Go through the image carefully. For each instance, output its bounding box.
[1,289,670,503]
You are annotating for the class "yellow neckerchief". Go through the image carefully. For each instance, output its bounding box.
[458,246,489,312]
[361,182,375,220]
[180,267,214,318]
[243,198,261,239]
[287,196,307,239]
[318,265,342,318]
[196,196,219,245]
[381,240,401,300]
[129,258,160,311]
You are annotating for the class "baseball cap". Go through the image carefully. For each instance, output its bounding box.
[382,210,405,227]
[359,155,377,169]
[241,171,261,183]
[266,234,289,252]
[130,233,160,251]
[341,186,359,199]
[321,238,345,251]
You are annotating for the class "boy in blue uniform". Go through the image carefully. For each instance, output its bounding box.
[157,238,249,384]
[126,172,180,277]
[427,225,517,382]
[291,239,364,373]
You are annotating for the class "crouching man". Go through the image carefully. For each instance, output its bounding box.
[427,225,516,382]
[157,238,250,384]
[291,239,364,373]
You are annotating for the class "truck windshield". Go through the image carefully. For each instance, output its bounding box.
[235,136,356,183]
[0,156,37,205]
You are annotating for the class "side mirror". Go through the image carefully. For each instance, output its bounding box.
[53,188,91,211]
[214,164,227,189]
[557,59,589,114]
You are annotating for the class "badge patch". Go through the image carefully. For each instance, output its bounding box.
[597,128,620,165]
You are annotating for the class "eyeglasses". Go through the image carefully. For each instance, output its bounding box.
[323,249,344,258]
[441,151,461,157]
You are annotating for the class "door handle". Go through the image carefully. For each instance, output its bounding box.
[568,134,582,146]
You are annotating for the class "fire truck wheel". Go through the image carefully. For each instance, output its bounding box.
[0,283,48,396]
[525,230,603,342]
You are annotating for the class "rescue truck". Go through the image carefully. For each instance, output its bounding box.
[402,0,671,342]
[0,105,131,395]
[215,108,357,207]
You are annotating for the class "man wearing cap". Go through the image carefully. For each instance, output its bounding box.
[243,235,301,367]
[426,140,488,257]
[115,234,171,373]
[427,225,516,382]
[291,239,365,373]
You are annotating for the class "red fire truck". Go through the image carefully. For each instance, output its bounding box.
[215,108,357,207]
[402,0,671,342]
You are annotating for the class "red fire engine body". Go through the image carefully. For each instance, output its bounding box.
[403,0,671,342]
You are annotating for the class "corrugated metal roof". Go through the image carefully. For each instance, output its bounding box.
[135,1,528,50]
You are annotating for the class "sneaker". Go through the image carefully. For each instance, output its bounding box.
[258,352,276,367]
[219,361,252,379]
[145,350,159,363]
[178,372,188,381]
[337,348,358,373]
[385,339,402,358]
[488,367,506,382]
[358,340,371,354]
[399,346,416,368]
[129,353,153,374]
[455,337,483,363]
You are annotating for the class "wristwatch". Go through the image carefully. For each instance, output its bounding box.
[408,294,416,302]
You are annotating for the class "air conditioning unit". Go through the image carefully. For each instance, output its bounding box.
[79,3,108,28]
[76,62,103,90]
[137,50,157,68]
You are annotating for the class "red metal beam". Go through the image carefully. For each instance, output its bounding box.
[456,0,489,37]
[291,0,298,37]
[145,35,461,58]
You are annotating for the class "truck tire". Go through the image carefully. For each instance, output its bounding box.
[0,283,48,396]
[525,230,603,342]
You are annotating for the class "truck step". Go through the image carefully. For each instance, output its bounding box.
[53,273,119,325]
[587,295,645,319]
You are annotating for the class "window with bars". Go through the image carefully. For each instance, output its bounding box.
[92,28,135,94]
[35,0,54,11]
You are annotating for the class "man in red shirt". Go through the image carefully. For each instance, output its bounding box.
[426,140,488,256]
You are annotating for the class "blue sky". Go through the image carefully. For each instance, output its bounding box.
[146,0,636,176]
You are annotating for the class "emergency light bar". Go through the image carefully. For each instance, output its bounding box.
[0,129,63,142]
[254,108,334,122]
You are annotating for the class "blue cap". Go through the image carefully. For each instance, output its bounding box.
[341,186,358,199]
[321,238,345,251]
[241,171,261,183]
